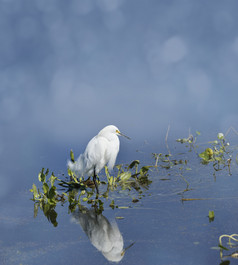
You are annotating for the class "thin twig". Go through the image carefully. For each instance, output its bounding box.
[219,234,238,260]
[165,125,171,155]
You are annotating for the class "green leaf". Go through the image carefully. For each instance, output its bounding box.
[199,148,214,161]
[45,168,49,176]
[215,156,222,161]
[208,210,215,222]
[38,168,45,183]
[42,204,58,227]
[48,208,58,227]
[128,160,140,169]
[49,173,57,187]
[105,166,110,178]
[208,211,214,218]
[69,172,79,183]
[199,151,209,160]
[70,149,75,162]
[33,203,39,218]
[42,203,50,215]
[38,168,49,183]
[43,183,49,195]
[48,186,56,200]
[108,176,114,185]
[30,184,39,199]
[119,172,131,182]
[139,166,150,175]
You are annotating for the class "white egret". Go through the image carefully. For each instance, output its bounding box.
[67,125,130,193]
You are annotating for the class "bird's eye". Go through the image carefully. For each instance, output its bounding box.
[116,130,120,134]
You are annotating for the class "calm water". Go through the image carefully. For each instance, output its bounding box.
[1,133,238,265]
[1,1,238,264]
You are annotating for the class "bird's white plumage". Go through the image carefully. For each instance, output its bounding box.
[68,125,122,177]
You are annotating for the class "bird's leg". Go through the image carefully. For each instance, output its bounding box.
[93,167,99,194]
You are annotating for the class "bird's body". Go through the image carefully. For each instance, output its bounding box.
[68,125,130,193]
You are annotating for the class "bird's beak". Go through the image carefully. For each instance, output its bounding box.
[116,130,131,140]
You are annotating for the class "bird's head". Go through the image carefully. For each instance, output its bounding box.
[115,129,131,140]
[99,125,131,140]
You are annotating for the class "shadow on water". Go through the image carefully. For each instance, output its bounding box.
[27,129,238,264]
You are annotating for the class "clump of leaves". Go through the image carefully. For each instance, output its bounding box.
[30,168,58,205]
[30,168,60,227]
[199,133,231,172]
[102,160,152,203]
[30,153,153,226]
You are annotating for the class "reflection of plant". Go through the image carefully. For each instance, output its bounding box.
[152,153,189,170]
[152,152,192,191]
[30,168,60,227]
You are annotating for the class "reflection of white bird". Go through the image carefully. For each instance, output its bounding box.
[71,208,124,262]
[68,125,130,193]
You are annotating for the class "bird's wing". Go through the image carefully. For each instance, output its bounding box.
[107,139,119,171]
[84,136,109,175]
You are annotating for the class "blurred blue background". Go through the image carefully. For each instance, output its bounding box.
[1,0,238,196]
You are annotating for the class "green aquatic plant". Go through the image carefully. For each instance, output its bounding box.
[176,131,232,175]
[176,131,200,145]
[208,210,215,222]
[176,131,201,153]
[30,168,59,205]
[199,133,232,174]
[30,156,153,226]
[30,130,238,227]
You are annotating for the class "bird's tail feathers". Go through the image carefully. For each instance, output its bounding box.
[67,154,84,175]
